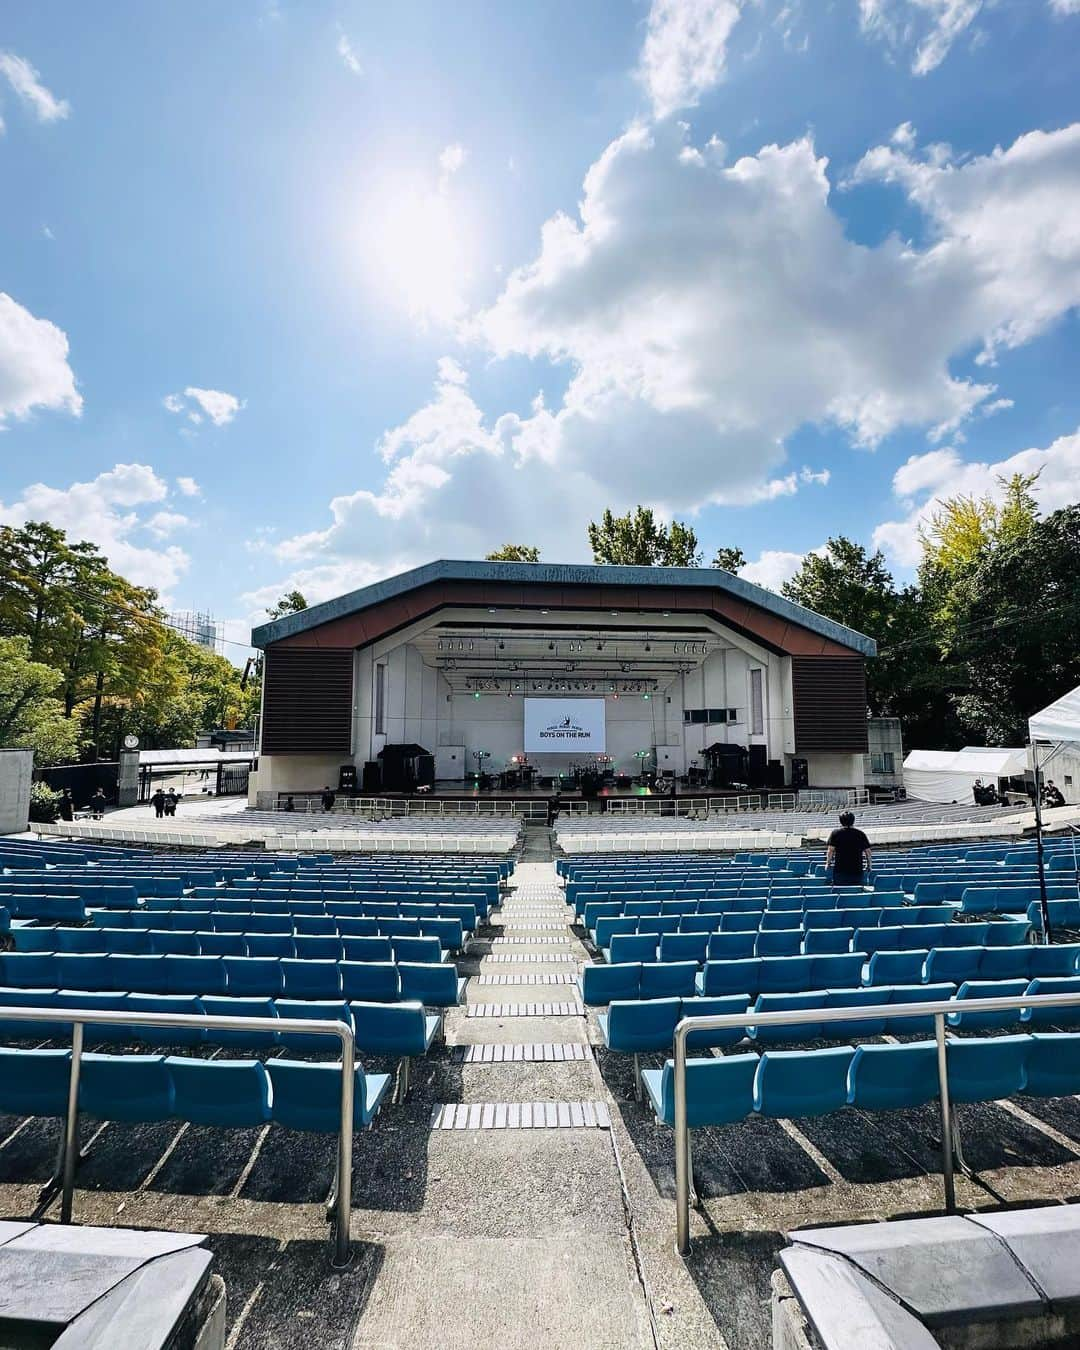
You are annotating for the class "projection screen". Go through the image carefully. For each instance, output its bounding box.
[523,698,606,753]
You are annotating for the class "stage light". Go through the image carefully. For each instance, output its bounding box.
[498,640,505,650]
[473,691,481,699]
[548,641,555,651]
[642,693,650,700]
[644,642,651,652]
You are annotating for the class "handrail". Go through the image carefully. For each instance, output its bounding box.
[671,988,1080,1256]
[0,1006,356,1267]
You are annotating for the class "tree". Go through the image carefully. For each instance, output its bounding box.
[0,637,81,764]
[265,590,308,620]
[711,546,746,573]
[485,545,541,562]
[587,507,701,566]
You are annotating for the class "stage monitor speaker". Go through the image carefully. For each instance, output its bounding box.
[791,757,809,790]
[765,760,784,790]
[338,764,357,792]
[362,761,381,792]
[416,754,435,788]
[748,745,767,787]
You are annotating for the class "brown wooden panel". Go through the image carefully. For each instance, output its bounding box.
[791,656,869,752]
[261,649,353,754]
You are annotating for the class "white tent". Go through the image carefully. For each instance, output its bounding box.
[903,746,1028,804]
[1030,686,1080,744]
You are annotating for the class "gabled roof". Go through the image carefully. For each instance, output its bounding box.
[251,559,876,657]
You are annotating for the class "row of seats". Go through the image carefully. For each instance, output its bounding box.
[0,1048,390,1132]
[0,954,464,1004]
[588,904,931,944]
[580,894,904,927]
[1029,899,1080,933]
[14,929,447,963]
[581,954,865,1004]
[100,907,467,945]
[643,1033,1080,1127]
[865,943,1080,987]
[0,990,440,1057]
[598,984,957,1052]
[601,921,1030,966]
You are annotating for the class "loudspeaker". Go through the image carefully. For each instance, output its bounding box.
[748,745,767,787]
[338,764,357,792]
[791,757,809,790]
[416,754,435,788]
[765,759,785,789]
[362,761,381,791]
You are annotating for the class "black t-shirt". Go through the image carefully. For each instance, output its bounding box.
[828,826,870,878]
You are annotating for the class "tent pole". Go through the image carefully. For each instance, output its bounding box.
[1032,739,1052,945]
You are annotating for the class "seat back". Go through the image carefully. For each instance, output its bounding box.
[652,1054,758,1127]
[849,1041,938,1109]
[865,950,927,987]
[946,1034,1029,1102]
[754,1045,855,1117]
[580,963,642,1006]
[79,1052,174,1122]
[603,998,681,1053]
[640,962,698,1000]
[166,1056,270,1126]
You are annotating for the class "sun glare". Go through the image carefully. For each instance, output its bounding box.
[359,177,475,326]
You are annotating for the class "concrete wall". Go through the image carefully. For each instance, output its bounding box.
[0,750,33,835]
[801,751,866,788]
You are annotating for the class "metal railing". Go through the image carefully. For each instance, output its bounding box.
[0,1006,356,1267]
[671,988,1080,1256]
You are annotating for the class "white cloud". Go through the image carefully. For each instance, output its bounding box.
[272,117,1080,596]
[0,51,70,122]
[0,464,189,595]
[164,386,244,426]
[738,548,820,592]
[858,0,982,74]
[145,510,191,538]
[336,33,362,75]
[438,142,467,193]
[0,292,81,427]
[175,476,201,497]
[637,0,744,119]
[873,429,1080,567]
[1049,0,1080,13]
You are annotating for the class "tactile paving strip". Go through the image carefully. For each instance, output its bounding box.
[430,1100,611,1129]
[452,1042,589,1063]
[490,936,574,946]
[485,953,578,963]
[467,1002,584,1018]
[474,973,577,986]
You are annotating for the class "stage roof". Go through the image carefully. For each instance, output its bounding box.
[251,559,876,657]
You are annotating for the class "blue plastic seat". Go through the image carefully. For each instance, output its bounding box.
[390,936,442,964]
[280,959,342,1000]
[267,1058,391,1131]
[948,979,1028,1030]
[244,935,294,959]
[108,954,168,994]
[598,998,681,1053]
[824,987,889,1038]
[884,983,955,1034]
[756,930,801,957]
[1023,1033,1080,1097]
[659,933,708,964]
[1028,945,1080,978]
[0,1047,71,1114]
[680,996,750,1049]
[640,962,697,1000]
[164,955,225,996]
[350,1001,441,1056]
[79,1053,174,1122]
[758,956,814,994]
[802,928,853,955]
[152,931,201,956]
[865,950,928,987]
[53,954,112,993]
[126,993,205,1046]
[200,995,279,1047]
[276,999,353,1051]
[810,954,864,990]
[53,990,131,1045]
[293,935,342,961]
[707,933,756,960]
[580,963,641,1006]
[751,992,825,1043]
[223,956,283,998]
[721,913,763,933]
[1023,977,1080,1028]
[849,1041,938,1109]
[641,1054,758,1127]
[295,915,337,935]
[925,948,981,984]
[340,961,401,1003]
[342,937,394,963]
[754,1045,855,1117]
[700,958,760,997]
[198,932,245,957]
[977,948,1034,981]
[167,1056,271,1126]
[0,953,58,989]
[609,934,659,964]
[760,911,801,931]
[398,962,461,1008]
[946,1034,1029,1102]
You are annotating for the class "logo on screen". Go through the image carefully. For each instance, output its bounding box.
[539,715,589,740]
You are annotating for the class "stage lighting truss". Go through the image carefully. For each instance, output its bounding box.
[461,675,660,695]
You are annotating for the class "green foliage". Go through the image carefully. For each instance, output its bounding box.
[588,507,701,566]
[485,544,541,562]
[711,547,746,572]
[28,780,61,824]
[265,590,308,619]
[0,636,82,764]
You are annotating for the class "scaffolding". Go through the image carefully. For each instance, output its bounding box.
[168,610,221,652]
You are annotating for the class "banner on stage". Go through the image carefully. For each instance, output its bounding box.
[524,698,606,753]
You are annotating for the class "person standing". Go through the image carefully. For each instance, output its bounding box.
[150,788,166,818]
[164,788,179,817]
[89,788,108,820]
[825,811,872,886]
[58,788,75,822]
[320,785,336,813]
[283,795,295,812]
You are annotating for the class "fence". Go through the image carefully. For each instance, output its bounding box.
[670,989,1080,1256]
[0,1005,356,1266]
[285,796,547,821]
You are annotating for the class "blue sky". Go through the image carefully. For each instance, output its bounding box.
[1,0,1079,655]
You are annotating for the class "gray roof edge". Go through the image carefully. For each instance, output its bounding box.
[251,559,877,657]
